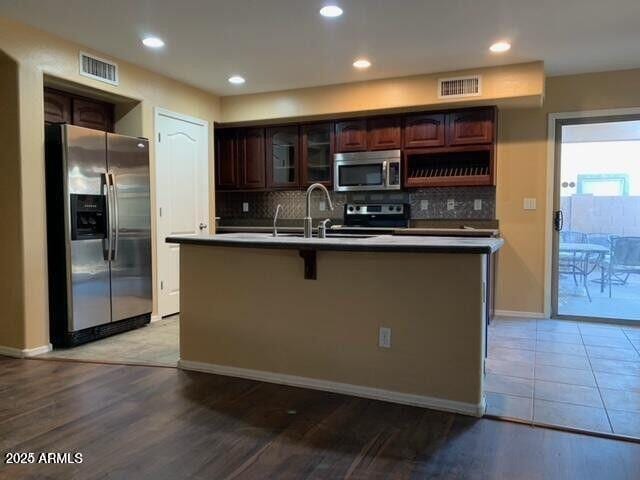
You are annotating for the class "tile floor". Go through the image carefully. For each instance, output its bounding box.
[485,315,640,440]
[38,315,179,367]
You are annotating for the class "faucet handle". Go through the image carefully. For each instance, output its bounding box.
[318,218,331,238]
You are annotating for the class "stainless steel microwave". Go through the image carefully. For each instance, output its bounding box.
[333,150,401,192]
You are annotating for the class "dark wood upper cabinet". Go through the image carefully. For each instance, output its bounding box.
[301,122,334,186]
[266,125,299,188]
[447,108,494,146]
[44,89,71,125]
[214,106,497,190]
[368,116,401,150]
[44,88,115,132]
[215,129,238,189]
[403,113,445,148]
[72,98,113,132]
[237,128,265,189]
[335,119,367,152]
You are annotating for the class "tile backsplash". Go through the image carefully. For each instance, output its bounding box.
[216,186,495,221]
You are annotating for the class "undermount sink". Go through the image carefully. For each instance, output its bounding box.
[218,232,378,240]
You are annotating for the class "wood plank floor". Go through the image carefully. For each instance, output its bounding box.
[1,356,640,479]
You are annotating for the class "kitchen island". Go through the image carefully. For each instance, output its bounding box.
[167,233,503,416]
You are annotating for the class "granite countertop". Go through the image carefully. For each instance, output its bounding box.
[215,225,499,238]
[166,232,504,254]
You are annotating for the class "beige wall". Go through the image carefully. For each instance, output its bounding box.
[0,53,24,348]
[497,68,640,314]
[221,61,544,124]
[180,246,487,410]
[0,17,221,350]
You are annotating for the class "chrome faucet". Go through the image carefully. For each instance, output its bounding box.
[304,183,334,238]
[273,204,282,237]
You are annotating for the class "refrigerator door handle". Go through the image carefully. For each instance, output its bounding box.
[103,172,113,261]
[110,172,120,261]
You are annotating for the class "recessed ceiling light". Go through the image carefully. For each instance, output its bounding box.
[228,75,246,85]
[489,41,511,53]
[142,36,165,48]
[319,5,343,17]
[353,58,371,69]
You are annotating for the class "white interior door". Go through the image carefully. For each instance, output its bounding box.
[156,109,209,317]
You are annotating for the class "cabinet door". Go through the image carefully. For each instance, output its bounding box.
[44,89,71,124]
[238,128,265,189]
[301,123,333,186]
[403,113,445,148]
[335,119,367,152]
[447,109,494,146]
[368,116,401,150]
[267,126,299,188]
[215,129,238,189]
[72,98,114,132]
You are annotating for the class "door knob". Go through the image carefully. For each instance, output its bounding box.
[199,223,208,230]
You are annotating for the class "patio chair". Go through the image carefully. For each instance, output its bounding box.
[588,233,613,292]
[559,231,587,285]
[607,237,640,298]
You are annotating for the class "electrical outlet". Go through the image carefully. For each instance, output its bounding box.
[379,327,391,348]
[523,198,537,210]
[474,199,482,211]
[420,199,429,211]
[242,202,249,212]
[319,200,326,211]
[447,199,455,211]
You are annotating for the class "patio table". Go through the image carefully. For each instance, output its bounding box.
[559,242,609,301]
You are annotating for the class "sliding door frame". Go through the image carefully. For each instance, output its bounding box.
[547,108,640,325]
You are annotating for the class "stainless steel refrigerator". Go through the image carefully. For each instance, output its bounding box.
[45,124,152,347]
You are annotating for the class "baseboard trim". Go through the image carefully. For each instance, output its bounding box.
[178,359,485,417]
[494,309,546,319]
[0,343,52,358]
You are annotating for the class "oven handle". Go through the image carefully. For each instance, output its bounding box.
[382,160,388,187]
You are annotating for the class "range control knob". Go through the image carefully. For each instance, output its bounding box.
[355,205,361,211]
[348,206,354,212]
[396,206,402,212]
[388,205,394,211]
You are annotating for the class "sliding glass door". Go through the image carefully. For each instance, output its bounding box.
[552,116,640,322]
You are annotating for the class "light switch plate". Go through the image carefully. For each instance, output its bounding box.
[447,199,455,211]
[474,199,482,211]
[523,198,537,210]
[242,202,249,212]
[379,327,391,348]
[420,200,429,211]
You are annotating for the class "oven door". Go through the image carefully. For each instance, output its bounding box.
[335,160,387,192]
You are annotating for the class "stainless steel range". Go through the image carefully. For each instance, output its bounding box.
[45,124,152,347]
[343,203,410,228]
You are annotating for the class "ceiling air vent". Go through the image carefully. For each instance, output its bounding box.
[438,75,481,99]
[79,52,119,85]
